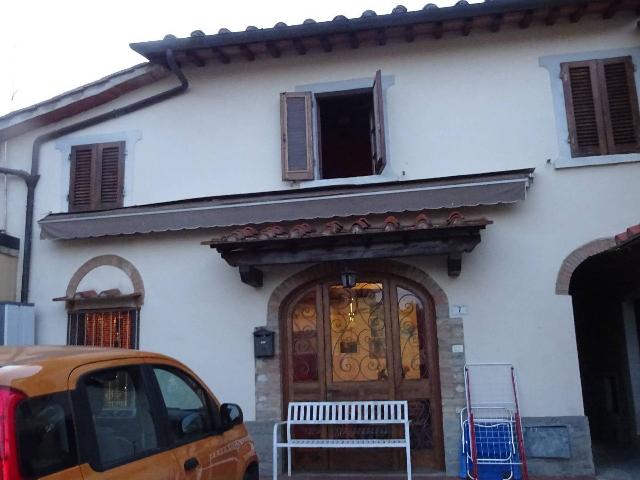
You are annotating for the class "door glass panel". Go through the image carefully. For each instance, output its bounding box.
[397,287,429,380]
[329,282,387,382]
[83,367,159,468]
[153,367,214,444]
[291,288,319,382]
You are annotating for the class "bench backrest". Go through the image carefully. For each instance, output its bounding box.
[287,401,409,425]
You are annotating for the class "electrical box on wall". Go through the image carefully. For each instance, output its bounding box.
[0,303,35,346]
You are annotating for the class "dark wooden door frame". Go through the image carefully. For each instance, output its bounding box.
[280,272,445,471]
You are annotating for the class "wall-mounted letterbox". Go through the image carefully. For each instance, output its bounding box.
[253,327,275,358]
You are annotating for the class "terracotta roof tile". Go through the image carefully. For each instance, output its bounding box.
[615,223,640,246]
[415,213,432,229]
[209,211,489,244]
[447,211,465,225]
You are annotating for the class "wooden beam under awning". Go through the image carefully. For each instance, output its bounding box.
[207,221,489,287]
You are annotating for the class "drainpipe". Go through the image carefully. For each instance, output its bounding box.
[4,49,188,303]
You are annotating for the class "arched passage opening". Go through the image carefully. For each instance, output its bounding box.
[562,238,640,474]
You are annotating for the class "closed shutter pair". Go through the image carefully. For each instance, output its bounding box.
[562,56,640,157]
[281,70,386,180]
[69,142,124,212]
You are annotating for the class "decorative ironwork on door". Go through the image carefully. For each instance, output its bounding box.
[329,283,388,382]
[284,276,444,471]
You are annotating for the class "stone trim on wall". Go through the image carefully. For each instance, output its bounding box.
[254,259,466,475]
[555,238,615,295]
[65,254,145,300]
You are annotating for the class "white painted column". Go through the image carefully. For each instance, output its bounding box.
[0,141,7,232]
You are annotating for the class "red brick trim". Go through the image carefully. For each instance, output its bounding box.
[65,254,145,301]
[555,238,615,295]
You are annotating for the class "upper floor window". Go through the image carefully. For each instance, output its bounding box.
[281,70,386,181]
[69,142,124,212]
[561,56,640,158]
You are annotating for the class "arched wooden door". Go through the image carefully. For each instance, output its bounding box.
[282,275,444,471]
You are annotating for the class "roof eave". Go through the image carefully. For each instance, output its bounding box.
[130,0,637,62]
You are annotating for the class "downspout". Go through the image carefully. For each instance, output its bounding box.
[5,49,188,303]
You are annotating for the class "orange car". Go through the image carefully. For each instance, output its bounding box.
[0,346,258,480]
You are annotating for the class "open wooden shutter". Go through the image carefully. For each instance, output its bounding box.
[97,142,125,209]
[598,57,640,154]
[69,144,97,212]
[281,92,314,181]
[561,60,607,157]
[372,70,386,174]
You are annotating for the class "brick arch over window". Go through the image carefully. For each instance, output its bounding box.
[555,238,616,295]
[255,259,466,474]
[66,254,145,301]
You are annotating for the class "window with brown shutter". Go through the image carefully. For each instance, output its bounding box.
[280,71,387,181]
[562,57,640,158]
[281,92,314,181]
[69,141,125,212]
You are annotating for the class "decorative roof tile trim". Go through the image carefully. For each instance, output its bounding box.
[206,211,482,245]
[615,223,640,246]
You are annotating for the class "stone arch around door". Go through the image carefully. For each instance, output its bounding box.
[255,260,466,474]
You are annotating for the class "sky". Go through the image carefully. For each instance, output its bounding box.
[0,0,469,116]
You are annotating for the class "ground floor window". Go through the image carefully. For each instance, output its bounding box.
[67,309,139,349]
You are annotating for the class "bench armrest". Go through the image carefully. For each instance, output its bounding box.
[273,421,288,444]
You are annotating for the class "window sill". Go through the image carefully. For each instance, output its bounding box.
[287,172,403,189]
[554,153,640,169]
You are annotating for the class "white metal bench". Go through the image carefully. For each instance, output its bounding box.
[272,400,412,479]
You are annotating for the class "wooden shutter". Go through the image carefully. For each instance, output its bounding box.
[372,69,387,174]
[281,92,314,181]
[561,60,607,157]
[97,142,125,209]
[598,57,640,154]
[69,144,97,212]
[69,142,124,212]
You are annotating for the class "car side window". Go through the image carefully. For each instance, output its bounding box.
[16,392,78,477]
[152,366,215,444]
[83,367,159,468]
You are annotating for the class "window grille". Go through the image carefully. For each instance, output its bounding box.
[67,309,139,349]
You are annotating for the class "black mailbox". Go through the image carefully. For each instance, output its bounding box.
[253,327,275,358]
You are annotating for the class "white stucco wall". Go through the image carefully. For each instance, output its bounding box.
[2,14,640,420]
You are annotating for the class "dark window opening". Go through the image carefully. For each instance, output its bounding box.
[318,91,375,179]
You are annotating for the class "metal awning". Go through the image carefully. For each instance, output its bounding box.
[39,168,533,240]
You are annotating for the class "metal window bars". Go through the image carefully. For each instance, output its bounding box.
[460,363,529,480]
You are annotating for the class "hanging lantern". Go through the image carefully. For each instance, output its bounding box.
[340,269,357,289]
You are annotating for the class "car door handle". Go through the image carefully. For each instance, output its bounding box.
[184,457,199,472]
